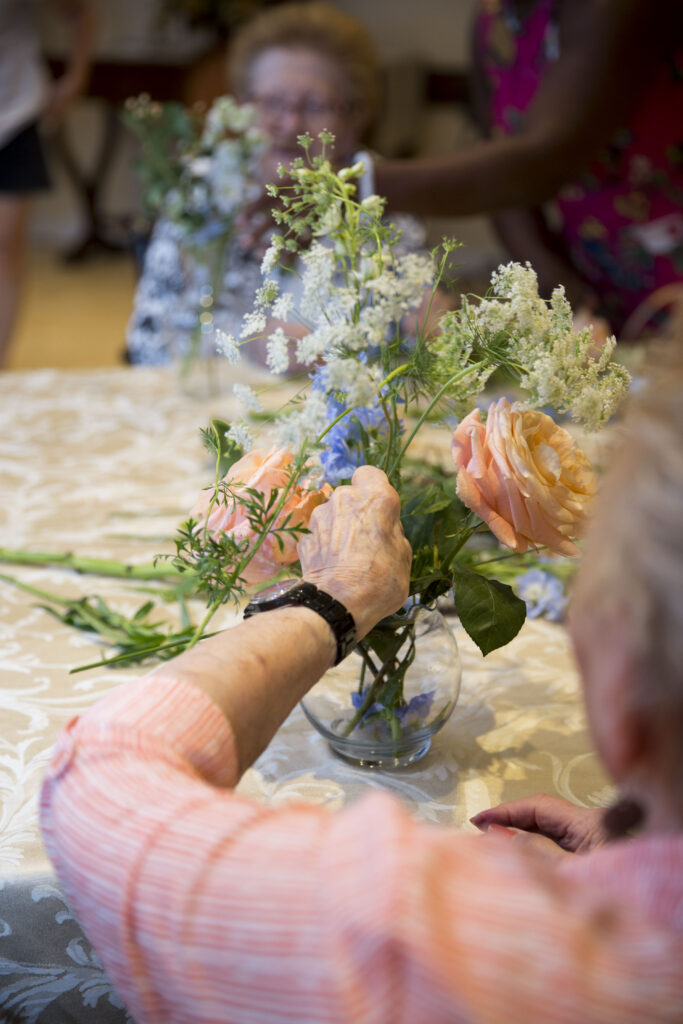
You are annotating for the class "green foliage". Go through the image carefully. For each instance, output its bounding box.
[167,516,250,607]
[451,565,527,656]
[201,418,244,477]
[0,571,200,671]
[400,477,471,604]
[121,99,202,222]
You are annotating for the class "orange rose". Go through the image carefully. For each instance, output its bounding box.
[193,448,331,583]
[451,399,597,556]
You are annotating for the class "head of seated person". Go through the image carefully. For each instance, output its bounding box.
[228,1,379,184]
[569,344,683,834]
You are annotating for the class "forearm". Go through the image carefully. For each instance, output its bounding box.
[374,134,571,218]
[52,0,96,89]
[152,605,335,774]
[376,0,678,219]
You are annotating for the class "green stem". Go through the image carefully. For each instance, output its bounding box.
[185,599,220,651]
[379,362,411,390]
[388,361,486,477]
[340,624,413,737]
[70,631,220,673]
[378,392,395,475]
[316,405,355,444]
[0,548,185,581]
[0,572,72,606]
[356,639,379,680]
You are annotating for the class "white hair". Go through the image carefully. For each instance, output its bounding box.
[572,343,683,788]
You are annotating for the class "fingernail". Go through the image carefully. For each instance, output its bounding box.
[488,823,516,838]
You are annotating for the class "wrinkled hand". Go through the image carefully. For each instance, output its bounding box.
[298,466,412,639]
[471,794,607,855]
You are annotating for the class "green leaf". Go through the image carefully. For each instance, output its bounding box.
[201,419,244,478]
[451,565,526,656]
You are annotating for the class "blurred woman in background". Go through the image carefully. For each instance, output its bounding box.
[126,2,440,368]
[0,0,95,368]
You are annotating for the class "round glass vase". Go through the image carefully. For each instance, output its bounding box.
[300,606,461,769]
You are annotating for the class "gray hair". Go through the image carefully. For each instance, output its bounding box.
[227,2,380,134]
[573,343,683,789]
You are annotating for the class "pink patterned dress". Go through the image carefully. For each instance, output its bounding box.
[475,0,683,331]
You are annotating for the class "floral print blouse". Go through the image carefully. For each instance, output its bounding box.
[475,0,683,332]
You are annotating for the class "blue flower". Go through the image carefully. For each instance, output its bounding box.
[515,569,567,621]
[351,690,384,721]
[312,366,392,485]
[397,691,435,721]
[350,689,435,726]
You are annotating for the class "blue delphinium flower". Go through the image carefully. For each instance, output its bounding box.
[351,691,383,721]
[515,568,567,621]
[312,364,391,485]
[396,691,435,726]
[351,689,435,728]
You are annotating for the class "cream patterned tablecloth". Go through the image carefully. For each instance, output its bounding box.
[0,365,612,1023]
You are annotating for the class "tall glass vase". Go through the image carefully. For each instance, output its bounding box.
[174,282,227,400]
[300,606,461,769]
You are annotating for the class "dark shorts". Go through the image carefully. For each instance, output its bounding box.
[0,122,51,193]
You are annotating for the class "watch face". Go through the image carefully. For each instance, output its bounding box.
[250,578,301,605]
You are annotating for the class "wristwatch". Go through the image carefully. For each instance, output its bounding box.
[243,579,357,665]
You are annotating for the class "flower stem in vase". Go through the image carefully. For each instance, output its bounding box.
[341,621,416,737]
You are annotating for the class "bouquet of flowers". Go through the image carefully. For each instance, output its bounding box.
[122,92,263,238]
[123,94,264,367]
[169,132,630,748]
[0,131,629,757]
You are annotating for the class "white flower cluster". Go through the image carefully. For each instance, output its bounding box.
[169,97,264,239]
[255,237,434,380]
[201,96,258,146]
[275,389,329,452]
[265,327,290,374]
[440,262,631,430]
[323,355,384,407]
[226,420,253,451]
[231,181,440,448]
[215,329,240,364]
[233,382,263,414]
[261,236,284,275]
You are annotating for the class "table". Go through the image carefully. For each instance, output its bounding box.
[0,365,611,1023]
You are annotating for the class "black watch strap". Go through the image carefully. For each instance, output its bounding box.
[243,581,357,665]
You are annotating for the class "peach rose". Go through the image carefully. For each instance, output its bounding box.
[451,399,597,556]
[193,448,332,583]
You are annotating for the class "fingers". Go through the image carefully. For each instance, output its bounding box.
[470,794,573,834]
[487,829,573,862]
[351,466,403,517]
[351,465,388,487]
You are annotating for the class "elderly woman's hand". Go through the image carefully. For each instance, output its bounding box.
[470,794,607,854]
[298,466,412,639]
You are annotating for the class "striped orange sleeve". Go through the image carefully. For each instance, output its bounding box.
[40,676,683,1024]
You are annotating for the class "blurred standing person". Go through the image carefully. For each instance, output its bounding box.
[0,0,95,368]
[359,1,683,341]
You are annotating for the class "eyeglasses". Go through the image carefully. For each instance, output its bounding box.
[249,93,350,121]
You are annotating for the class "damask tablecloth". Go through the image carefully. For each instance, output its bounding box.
[0,365,612,1023]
